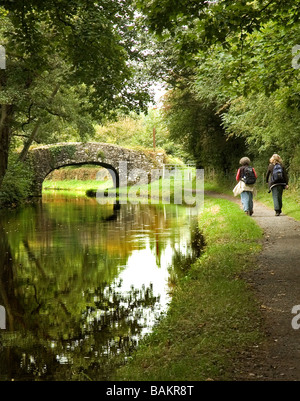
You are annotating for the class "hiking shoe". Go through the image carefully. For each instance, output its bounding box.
[275,211,281,216]
[250,210,253,216]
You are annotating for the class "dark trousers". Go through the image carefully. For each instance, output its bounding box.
[271,185,284,212]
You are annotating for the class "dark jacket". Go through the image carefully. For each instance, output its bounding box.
[266,163,288,191]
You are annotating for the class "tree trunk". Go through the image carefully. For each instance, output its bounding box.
[0,104,14,188]
[18,84,60,162]
[18,119,42,162]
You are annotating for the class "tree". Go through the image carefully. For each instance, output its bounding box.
[192,18,300,171]
[136,0,300,173]
[162,87,246,171]
[135,0,299,51]
[0,0,151,187]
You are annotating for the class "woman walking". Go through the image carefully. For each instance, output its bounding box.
[266,154,289,216]
[236,157,257,216]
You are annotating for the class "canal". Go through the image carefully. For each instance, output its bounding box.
[0,193,203,380]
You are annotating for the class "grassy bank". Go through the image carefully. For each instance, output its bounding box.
[113,196,263,381]
[43,179,112,193]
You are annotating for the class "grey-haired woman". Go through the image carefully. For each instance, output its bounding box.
[236,157,257,215]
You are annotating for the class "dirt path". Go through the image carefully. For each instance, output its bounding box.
[206,191,300,381]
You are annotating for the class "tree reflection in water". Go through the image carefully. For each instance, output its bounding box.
[0,200,203,381]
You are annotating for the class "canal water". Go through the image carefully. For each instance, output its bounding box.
[0,193,203,381]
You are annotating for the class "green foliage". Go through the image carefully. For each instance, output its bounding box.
[290,146,300,176]
[97,150,106,161]
[49,144,77,159]
[136,0,299,55]
[95,110,186,159]
[161,88,246,171]
[222,90,300,171]
[137,0,300,176]
[0,0,153,190]
[2,0,300,200]
[27,84,97,144]
[0,154,33,206]
[191,17,300,170]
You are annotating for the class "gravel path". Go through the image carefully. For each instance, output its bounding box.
[206,191,300,380]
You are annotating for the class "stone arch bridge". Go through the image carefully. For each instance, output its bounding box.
[25,142,166,197]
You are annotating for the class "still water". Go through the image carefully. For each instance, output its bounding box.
[0,194,203,381]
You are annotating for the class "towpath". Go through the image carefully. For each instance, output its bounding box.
[206,191,300,380]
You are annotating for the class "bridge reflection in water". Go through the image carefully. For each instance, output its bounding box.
[0,195,203,381]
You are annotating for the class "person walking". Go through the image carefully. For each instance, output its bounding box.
[236,157,257,216]
[266,154,289,216]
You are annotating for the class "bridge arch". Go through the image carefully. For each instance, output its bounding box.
[44,161,120,191]
[26,142,165,198]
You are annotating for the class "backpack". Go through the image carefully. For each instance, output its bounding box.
[241,166,256,185]
[272,163,284,183]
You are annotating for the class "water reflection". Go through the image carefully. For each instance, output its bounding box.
[0,195,203,381]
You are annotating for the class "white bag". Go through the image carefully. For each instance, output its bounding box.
[233,181,245,197]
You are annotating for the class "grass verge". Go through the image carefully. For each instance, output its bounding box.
[113,196,263,381]
[43,179,111,193]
